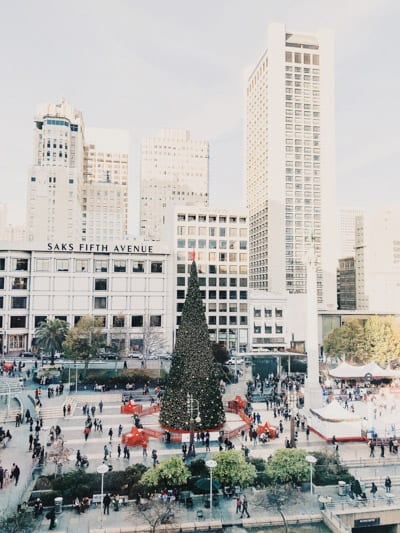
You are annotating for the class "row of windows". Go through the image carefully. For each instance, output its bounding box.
[254,308,283,318]
[177,240,247,250]
[177,226,247,237]
[0,314,162,330]
[175,288,248,300]
[177,214,246,223]
[254,325,283,334]
[0,296,27,309]
[33,259,163,274]
[0,258,28,271]
[0,278,28,290]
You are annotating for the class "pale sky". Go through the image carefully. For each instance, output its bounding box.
[1,0,399,233]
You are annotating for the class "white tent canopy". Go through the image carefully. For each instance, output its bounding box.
[328,361,400,380]
[310,399,361,422]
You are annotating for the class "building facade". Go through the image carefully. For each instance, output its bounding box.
[27,99,85,242]
[355,208,400,313]
[82,128,129,242]
[248,290,288,351]
[140,129,209,241]
[164,206,250,352]
[337,257,356,310]
[0,241,173,355]
[337,208,364,261]
[245,23,337,309]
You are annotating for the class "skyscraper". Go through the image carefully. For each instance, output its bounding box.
[245,23,337,309]
[82,128,129,242]
[27,99,85,242]
[337,208,363,260]
[27,100,129,243]
[140,129,209,240]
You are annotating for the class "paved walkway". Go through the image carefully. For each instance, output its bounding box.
[0,367,399,532]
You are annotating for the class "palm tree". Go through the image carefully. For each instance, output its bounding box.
[35,319,69,365]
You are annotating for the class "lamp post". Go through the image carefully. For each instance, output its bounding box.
[97,463,108,527]
[305,455,317,495]
[187,393,201,457]
[288,389,297,448]
[206,459,217,519]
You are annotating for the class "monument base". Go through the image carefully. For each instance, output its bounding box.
[303,379,323,413]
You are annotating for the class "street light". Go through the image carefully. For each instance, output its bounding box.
[97,463,108,527]
[206,459,217,519]
[305,455,317,495]
[288,389,297,448]
[187,393,201,457]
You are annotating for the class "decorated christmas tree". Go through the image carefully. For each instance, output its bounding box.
[159,261,225,430]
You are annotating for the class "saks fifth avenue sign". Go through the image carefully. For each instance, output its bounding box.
[47,242,154,254]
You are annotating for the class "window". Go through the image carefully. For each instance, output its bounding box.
[177,290,185,299]
[198,277,206,286]
[133,262,144,273]
[132,315,143,327]
[229,291,237,299]
[275,308,283,318]
[56,259,69,272]
[113,315,125,327]
[209,265,216,274]
[177,264,185,274]
[209,240,217,249]
[229,303,237,312]
[0,278,3,289]
[229,278,237,287]
[265,309,272,317]
[219,291,227,299]
[76,260,88,272]
[254,309,261,317]
[229,316,237,325]
[95,279,107,291]
[34,316,47,328]
[12,297,27,309]
[209,278,216,286]
[240,241,247,250]
[10,316,26,328]
[188,239,196,248]
[36,259,49,271]
[208,303,216,312]
[208,316,216,325]
[219,316,227,325]
[219,278,227,287]
[219,303,227,312]
[12,278,27,290]
[94,297,107,309]
[265,325,272,334]
[276,325,283,334]
[151,262,162,273]
[94,316,106,327]
[55,316,67,322]
[177,302,184,312]
[254,325,261,334]
[114,260,126,273]
[240,291,247,300]
[15,258,28,271]
[0,296,3,308]
[95,260,108,273]
[74,316,82,326]
[177,239,185,248]
[219,253,227,262]
[150,315,161,327]
[240,316,248,325]
[239,278,248,287]
[198,239,206,248]
[209,290,216,299]
[177,277,186,286]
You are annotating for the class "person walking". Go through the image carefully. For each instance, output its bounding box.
[240,496,250,518]
[103,493,111,515]
[370,482,378,498]
[142,442,148,458]
[123,445,129,459]
[104,445,109,461]
[11,464,20,485]
[385,476,392,493]
[235,496,242,514]
[369,440,375,457]
[99,400,103,414]
[108,428,113,443]
[63,404,66,417]
[118,424,123,437]
[117,444,121,458]
[380,442,385,458]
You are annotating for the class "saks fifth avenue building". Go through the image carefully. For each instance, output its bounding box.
[0,240,174,355]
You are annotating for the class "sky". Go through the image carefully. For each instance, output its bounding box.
[1,0,399,233]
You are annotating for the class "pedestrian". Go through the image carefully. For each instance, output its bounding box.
[46,507,56,530]
[63,404,66,417]
[29,433,34,451]
[11,463,20,485]
[240,496,250,518]
[332,435,337,446]
[380,442,385,458]
[103,493,111,515]
[123,445,128,459]
[91,405,96,417]
[370,482,378,498]
[306,426,310,441]
[104,445,109,461]
[118,424,123,437]
[235,496,242,514]
[117,444,121,458]
[99,400,103,413]
[108,428,113,443]
[369,440,375,457]
[205,436,210,452]
[152,449,158,467]
[385,476,392,493]
[0,466,4,489]
[142,442,148,457]
[84,427,90,441]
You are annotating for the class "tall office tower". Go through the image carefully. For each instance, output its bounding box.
[245,23,337,308]
[82,128,129,242]
[355,208,400,312]
[140,129,209,241]
[338,208,364,260]
[27,99,85,242]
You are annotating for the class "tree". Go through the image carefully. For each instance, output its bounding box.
[323,319,367,363]
[141,323,167,367]
[63,316,105,371]
[140,456,190,491]
[212,343,229,366]
[254,483,300,533]
[0,510,35,533]
[364,316,400,364]
[212,450,257,488]
[35,319,69,365]
[265,449,309,486]
[132,498,175,533]
[159,261,225,430]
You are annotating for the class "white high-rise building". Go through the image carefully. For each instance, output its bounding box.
[355,208,400,312]
[27,99,85,242]
[245,23,337,309]
[337,208,364,260]
[82,128,129,242]
[140,129,209,241]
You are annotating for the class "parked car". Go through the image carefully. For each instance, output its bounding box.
[128,352,143,359]
[157,352,172,360]
[20,351,35,358]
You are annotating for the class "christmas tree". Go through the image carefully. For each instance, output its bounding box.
[159,261,225,430]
